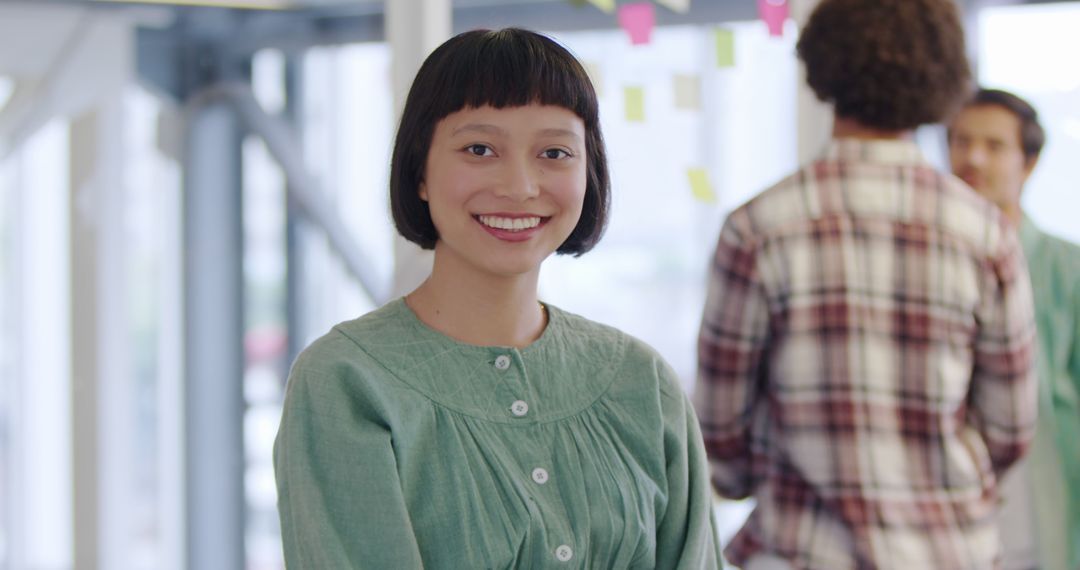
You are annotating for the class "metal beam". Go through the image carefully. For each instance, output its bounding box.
[0,12,132,160]
[222,83,388,304]
[134,0,765,104]
[455,0,759,32]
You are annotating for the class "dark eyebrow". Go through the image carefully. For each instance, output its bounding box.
[538,128,583,141]
[450,123,505,137]
[450,124,582,141]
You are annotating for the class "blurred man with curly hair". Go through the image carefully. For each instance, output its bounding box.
[694,1,1038,568]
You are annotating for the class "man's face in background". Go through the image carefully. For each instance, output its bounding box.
[948,104,1036,223]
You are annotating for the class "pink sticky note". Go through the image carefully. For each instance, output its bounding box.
[618,2,655,46]
[758,0,789,37]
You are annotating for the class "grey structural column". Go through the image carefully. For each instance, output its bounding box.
[182,87,246,570]
[283,53,307,367]
[386,0,450,298]
[67,15,135,570]
[71,101,132,570]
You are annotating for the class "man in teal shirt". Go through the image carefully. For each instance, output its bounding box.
[949,88,1080,570]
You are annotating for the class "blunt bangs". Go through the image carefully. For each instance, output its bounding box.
[433,29,599,128]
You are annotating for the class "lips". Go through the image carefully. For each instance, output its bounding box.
[958,171,983,189]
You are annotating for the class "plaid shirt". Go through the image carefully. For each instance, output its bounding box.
[695,139,1038,570]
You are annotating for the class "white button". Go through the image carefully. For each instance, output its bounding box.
[510,400,529,417]
[555,544,573,562]
[531,467,549,484]
[494,354,511,370]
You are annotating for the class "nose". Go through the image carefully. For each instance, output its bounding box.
[495,156,540,201]
[963,144,987,167]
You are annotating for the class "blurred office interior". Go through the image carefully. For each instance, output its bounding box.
[1,0,1078,568]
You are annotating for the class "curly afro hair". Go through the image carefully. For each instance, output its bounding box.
[797,0,971,131]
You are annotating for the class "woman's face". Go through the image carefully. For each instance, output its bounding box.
[421,104,587,281]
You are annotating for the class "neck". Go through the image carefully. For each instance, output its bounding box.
[1003,204,1023,227]
[832,116,913,141]
[406,258,546,349]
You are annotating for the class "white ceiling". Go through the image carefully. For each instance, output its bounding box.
[0,6,89,79]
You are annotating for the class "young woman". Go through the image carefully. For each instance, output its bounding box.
[274,28,720,569]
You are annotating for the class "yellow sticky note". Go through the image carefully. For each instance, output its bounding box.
[673,74,701,110]
[584,61,604,98]
[688,168,716,203]
[715,28,735,68]
[656,0,690,13]
[586,0,615,13]
[624,86,645,122]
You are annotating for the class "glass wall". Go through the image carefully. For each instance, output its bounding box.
[124,85,184,570]
[977,2,1080,244]
[247,21,797,563]
[8,4,1080,568]
[0,119,74,570]
[1,13,798,570]
[543,22,797,387]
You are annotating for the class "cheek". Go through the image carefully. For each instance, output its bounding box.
[948,146,969,166]
[994,162,1024,185]
[554,169,588,209]
[948,152,963,172]
[427,167,478,204]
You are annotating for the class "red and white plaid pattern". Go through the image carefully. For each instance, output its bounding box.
[695,139,1038,570]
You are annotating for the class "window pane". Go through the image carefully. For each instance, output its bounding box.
[541,23,798,388]
[979,3,1080,244]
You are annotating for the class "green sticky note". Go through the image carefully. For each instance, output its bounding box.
[688,168,716,203]
[587,0,615,13]
[624,86,645,122]
[715,28,735,68]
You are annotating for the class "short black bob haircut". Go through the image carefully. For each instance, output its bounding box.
[390,28,610,256]
[797,0,971,131]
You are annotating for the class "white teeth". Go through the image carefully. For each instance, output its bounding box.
[478,215,541,231]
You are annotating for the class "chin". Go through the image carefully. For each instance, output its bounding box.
[487,261,545,278]
[479,252,552,278]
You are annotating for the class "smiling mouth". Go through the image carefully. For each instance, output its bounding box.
[960,173,982,187]
[475,214,547,232]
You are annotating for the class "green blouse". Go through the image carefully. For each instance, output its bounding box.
[1019,217,1080,570]
[274,298,722,569]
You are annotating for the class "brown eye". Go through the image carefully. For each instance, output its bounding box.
[542,148,570,159]
[467,144,493,156]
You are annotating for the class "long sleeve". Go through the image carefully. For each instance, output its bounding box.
[694,211,771,499]
[273,345,424,569]
[1064,270,1080,568]
[655,362,724,570]
[1068,276,1080,424]
[969,226,1038,476]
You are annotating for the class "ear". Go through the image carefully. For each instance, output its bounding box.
[419,181,429,202]
[1022,154,1040,181]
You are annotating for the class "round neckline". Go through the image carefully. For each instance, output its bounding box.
[393,297,559,354]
